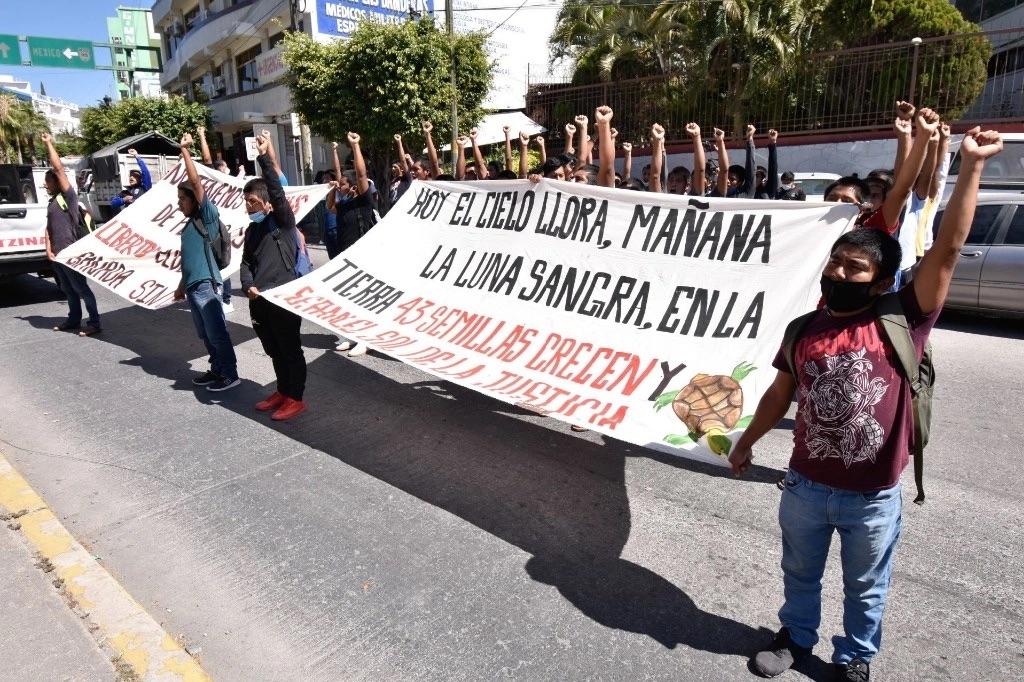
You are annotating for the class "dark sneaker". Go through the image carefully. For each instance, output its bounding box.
[833,659,870,682]
[78,325,101,337]
[754,628,812,678]
[192,370,221,386]
[206,376,241,392]
[53,321,80,331]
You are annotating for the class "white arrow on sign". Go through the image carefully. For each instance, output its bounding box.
[0,43,10,59]
[62,47,75,60]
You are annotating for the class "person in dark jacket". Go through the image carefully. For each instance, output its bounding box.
[239,130,307,421]
[109,148,152,214]
[776,171,807,201]
[331,131,376,358]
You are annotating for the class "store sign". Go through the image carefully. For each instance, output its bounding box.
[312,0,435,40]
[256,45,287,84]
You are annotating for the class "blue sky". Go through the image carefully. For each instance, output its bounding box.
[1,0,150,107]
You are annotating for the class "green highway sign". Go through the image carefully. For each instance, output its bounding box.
[26,36,95,70]
[0,34,20,66]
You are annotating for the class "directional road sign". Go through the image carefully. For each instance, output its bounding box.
[0,34,20,66]
[26,36,95,70]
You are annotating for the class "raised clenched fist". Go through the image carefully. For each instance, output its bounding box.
[895,100,916,121]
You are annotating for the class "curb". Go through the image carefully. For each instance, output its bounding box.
[0,452,212,682]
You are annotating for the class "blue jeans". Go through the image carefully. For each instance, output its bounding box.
[222,277,232,303]
[778,469,902,665]
[186,280,237,379]
[53,263,100,327]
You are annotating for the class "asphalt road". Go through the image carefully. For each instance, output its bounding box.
[0,254,1021,682]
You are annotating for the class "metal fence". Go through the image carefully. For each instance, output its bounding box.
[525,27,1024,147]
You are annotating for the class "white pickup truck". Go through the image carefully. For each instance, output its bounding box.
[0,164,51,281]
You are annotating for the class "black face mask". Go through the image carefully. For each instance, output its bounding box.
[820,275,878,312]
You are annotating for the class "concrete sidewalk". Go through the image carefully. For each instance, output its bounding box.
[0,521,118,682]
[0,453,210,682]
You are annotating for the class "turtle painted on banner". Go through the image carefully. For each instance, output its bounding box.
[654,362,756,456]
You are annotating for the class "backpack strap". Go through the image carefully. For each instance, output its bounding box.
[190,217,220,282]
[780,310,820,377]
[873,293,927,504]
[874,294,922,392]
[267,218,296,275]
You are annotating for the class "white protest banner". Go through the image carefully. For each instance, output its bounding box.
[265,180,857,465]
[56,161,329,309]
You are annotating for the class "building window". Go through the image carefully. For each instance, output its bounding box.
[956,0,1023,23]
[183,5,201,32]
[988,44,1024,79]
[268,32,285,49]
[235,44,262,93]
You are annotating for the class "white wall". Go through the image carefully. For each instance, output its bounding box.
[630,138,904,180]
[439,0,561,111]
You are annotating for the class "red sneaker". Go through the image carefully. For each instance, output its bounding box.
[271,398,306,421]
[255,391,286,411]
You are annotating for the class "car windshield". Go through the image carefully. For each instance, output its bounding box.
[796,179,835,196]
[949,139,1024,181]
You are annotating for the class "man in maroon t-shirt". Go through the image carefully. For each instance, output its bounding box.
[728,128,1003,682]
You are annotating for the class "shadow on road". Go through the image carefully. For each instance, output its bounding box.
[936,309,1023,340]
[0,273,65,307]
[9,282,781,657]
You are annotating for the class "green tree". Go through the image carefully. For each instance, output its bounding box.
[54,131,88,158]
[78,95,211,154]
[543,0,988,137]
[0,95,51,163]
[812,0,989,119]
[550,1,680,83]
[282,17,493,191]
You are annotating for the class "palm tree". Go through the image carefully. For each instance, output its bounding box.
[655,0,810,136]
[0,96,50,163]
[549,0,668,83]
[0,93,19,162]
[13,101,50,163]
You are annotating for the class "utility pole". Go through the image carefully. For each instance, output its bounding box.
[446,0,458,170]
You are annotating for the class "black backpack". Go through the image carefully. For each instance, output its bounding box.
[781,293,934,505]
[192,217,232,270]
[54,194,97,240]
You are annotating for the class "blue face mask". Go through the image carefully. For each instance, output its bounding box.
[248,210,267,223]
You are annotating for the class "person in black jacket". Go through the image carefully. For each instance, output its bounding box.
[239,130,307,421]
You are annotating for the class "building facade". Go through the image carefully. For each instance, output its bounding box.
[153,0,327,179]
[152,0,562,177]
[952,0,1024,118]
[107,6,164,101]
[0,75,82,134]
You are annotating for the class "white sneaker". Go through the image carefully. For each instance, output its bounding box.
[335,339,353,352]
[221,301,234,314]
[348,343,367,357]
